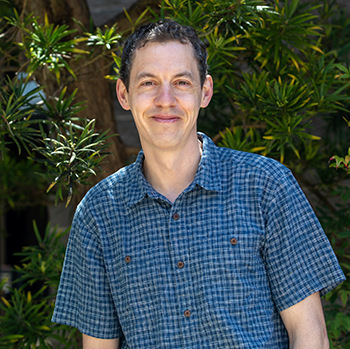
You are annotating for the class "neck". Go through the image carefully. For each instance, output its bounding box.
[142,136,202,203]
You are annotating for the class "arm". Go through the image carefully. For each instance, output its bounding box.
[82,334,120,349]
[280,291,329,349]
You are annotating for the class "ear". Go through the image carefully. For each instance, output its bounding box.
[200,74,213,109]
[116,79,130,111]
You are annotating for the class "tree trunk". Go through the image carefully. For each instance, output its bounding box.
[14,0,128,201]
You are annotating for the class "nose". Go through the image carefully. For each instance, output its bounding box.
[154,83,176,108]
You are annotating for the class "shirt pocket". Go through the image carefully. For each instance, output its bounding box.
[122,246,161,303]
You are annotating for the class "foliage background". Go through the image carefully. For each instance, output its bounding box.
[0,0,349,347]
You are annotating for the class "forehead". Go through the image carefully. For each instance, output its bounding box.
[130,41,199,79]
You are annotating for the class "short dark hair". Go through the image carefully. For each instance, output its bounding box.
[119,19,208,90]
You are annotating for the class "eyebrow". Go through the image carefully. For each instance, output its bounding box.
[135,71,195,81]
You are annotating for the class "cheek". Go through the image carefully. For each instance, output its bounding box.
[129,95,149,113]
[182,97,202,114]
[174,90,201,106]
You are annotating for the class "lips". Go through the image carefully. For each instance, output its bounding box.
[151,115,181,123]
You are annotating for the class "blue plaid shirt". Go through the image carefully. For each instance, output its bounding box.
[52,133,345,348]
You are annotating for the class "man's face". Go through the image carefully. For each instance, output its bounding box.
[117,41,213,152]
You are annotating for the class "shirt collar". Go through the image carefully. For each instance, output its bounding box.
[125,132,222,207]
[124,150,148,207]
[193,132,222,192]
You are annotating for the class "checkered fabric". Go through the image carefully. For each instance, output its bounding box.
[52,133,345,348]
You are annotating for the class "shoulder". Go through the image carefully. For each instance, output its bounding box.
[77,161,137,213]
[199,133,294,197]
[207,139,291,183]
[92,162,136,193]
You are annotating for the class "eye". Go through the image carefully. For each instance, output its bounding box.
[141,81,155,86]
[175,80,190,86]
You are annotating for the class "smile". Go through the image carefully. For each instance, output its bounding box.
[151,115,181,123]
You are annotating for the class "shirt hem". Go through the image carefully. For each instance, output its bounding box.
[51,316,122,340]
[277,275,346,313]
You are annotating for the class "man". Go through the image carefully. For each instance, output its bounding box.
[52,20,345,348]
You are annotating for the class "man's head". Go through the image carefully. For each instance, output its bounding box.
[119,19,208,91]
[116,20,213,153]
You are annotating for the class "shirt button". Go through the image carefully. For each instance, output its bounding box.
[184,310,191,317]
[172,213,180,221]
[230,237,238,246]
[177,260,185,269]
[125,256,131,263]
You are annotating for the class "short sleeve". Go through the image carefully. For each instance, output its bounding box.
[52,201,123,339]
[262,170,345,312]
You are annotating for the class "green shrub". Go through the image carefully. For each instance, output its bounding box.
[0,222,80,348]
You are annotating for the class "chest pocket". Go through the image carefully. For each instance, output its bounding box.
[122,246,161,303]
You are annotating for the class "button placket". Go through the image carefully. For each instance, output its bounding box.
[169,204,195,333]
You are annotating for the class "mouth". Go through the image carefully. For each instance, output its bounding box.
[151,115,181,123]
